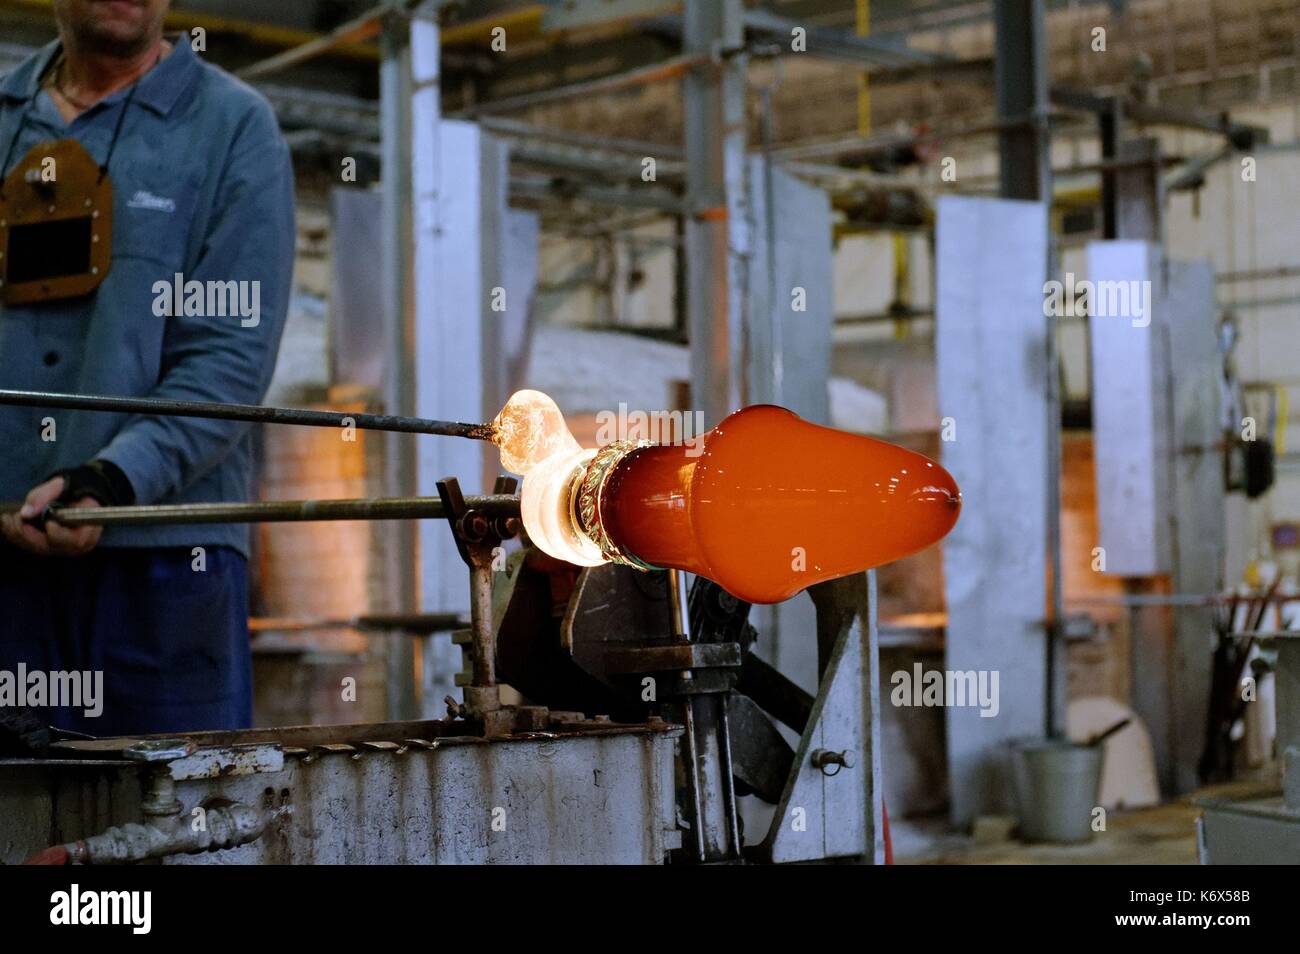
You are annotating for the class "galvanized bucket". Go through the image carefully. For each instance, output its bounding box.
[1012,738,1104,844]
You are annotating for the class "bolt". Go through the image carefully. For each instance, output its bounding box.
[463,513,489,540]
[811,748,853,776]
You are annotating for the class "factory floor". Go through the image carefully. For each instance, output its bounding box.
[894,777,1278,865]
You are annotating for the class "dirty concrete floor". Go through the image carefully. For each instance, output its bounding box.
[894,778,1279,864]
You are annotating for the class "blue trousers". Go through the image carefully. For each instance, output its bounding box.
[0,544,252,736]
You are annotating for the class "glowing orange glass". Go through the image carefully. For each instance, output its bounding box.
[598,405,961,603]
[500,392,961,605]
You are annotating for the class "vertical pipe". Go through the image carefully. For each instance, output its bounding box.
[1099,98,1121,239]
[718,700,743,857]
[994,0,1061,738]
[1044,277,1065,740]
[684,0,748,424]
[993,0,1051,203]
[758,84,781,408]
[866,570,885,864]
[667,569,690,641]
[381,12,419,721]
[681,703,708,861]
[856,0,871,137]
[469,563,496,689]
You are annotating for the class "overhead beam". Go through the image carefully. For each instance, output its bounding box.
[235,3,395,80]
[450,52,704,117]
[510,176,685,213]
[742,7,949,67]
[1051,84,1270,149]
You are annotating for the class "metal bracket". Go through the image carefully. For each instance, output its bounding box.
[761,571,882,864]
[436,475,519,729]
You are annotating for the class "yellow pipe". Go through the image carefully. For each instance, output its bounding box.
[856,0,871,136]
[441,6,546,46]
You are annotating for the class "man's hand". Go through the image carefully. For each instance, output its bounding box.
[0,477,103,556]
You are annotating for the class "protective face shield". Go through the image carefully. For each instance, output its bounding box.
[0,137,112,305]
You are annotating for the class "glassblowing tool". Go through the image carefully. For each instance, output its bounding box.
[0,387,961,605]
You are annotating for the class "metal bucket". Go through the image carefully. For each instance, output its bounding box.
[1012,738,1103,844]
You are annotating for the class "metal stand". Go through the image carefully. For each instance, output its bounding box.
[436,475,520,735]
[505,558,882,864]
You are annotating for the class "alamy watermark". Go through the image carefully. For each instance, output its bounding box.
[50,885,150,934]
[152,273,261,327]
[594,403,706,457]
[890,664,999,718]
[1043,272,1151,327]
[0,665,103,718]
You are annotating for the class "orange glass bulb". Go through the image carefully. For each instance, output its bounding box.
[594,405,961,604]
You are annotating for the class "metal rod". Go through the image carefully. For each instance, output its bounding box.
[235,2,396,81]
[249,613,468,635]
[478,116,686,160]
[1,495,519,528]
[452,53,707,118]
[680,702,708,862]
[717,700,743,858]
[667,569,690,640]
[1067,593,1300,608]
[468,563,497,689]
[0,389,496,441]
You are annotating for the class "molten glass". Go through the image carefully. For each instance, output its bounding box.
[498,394,961,604]
[492,389,578,476]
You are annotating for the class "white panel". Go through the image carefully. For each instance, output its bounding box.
[935,196,1049,826]
[411,119,507,710]
[746,157,833,424]
[746,158,835,693]
[500,209,539,403]
[1087,240,1171,575]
